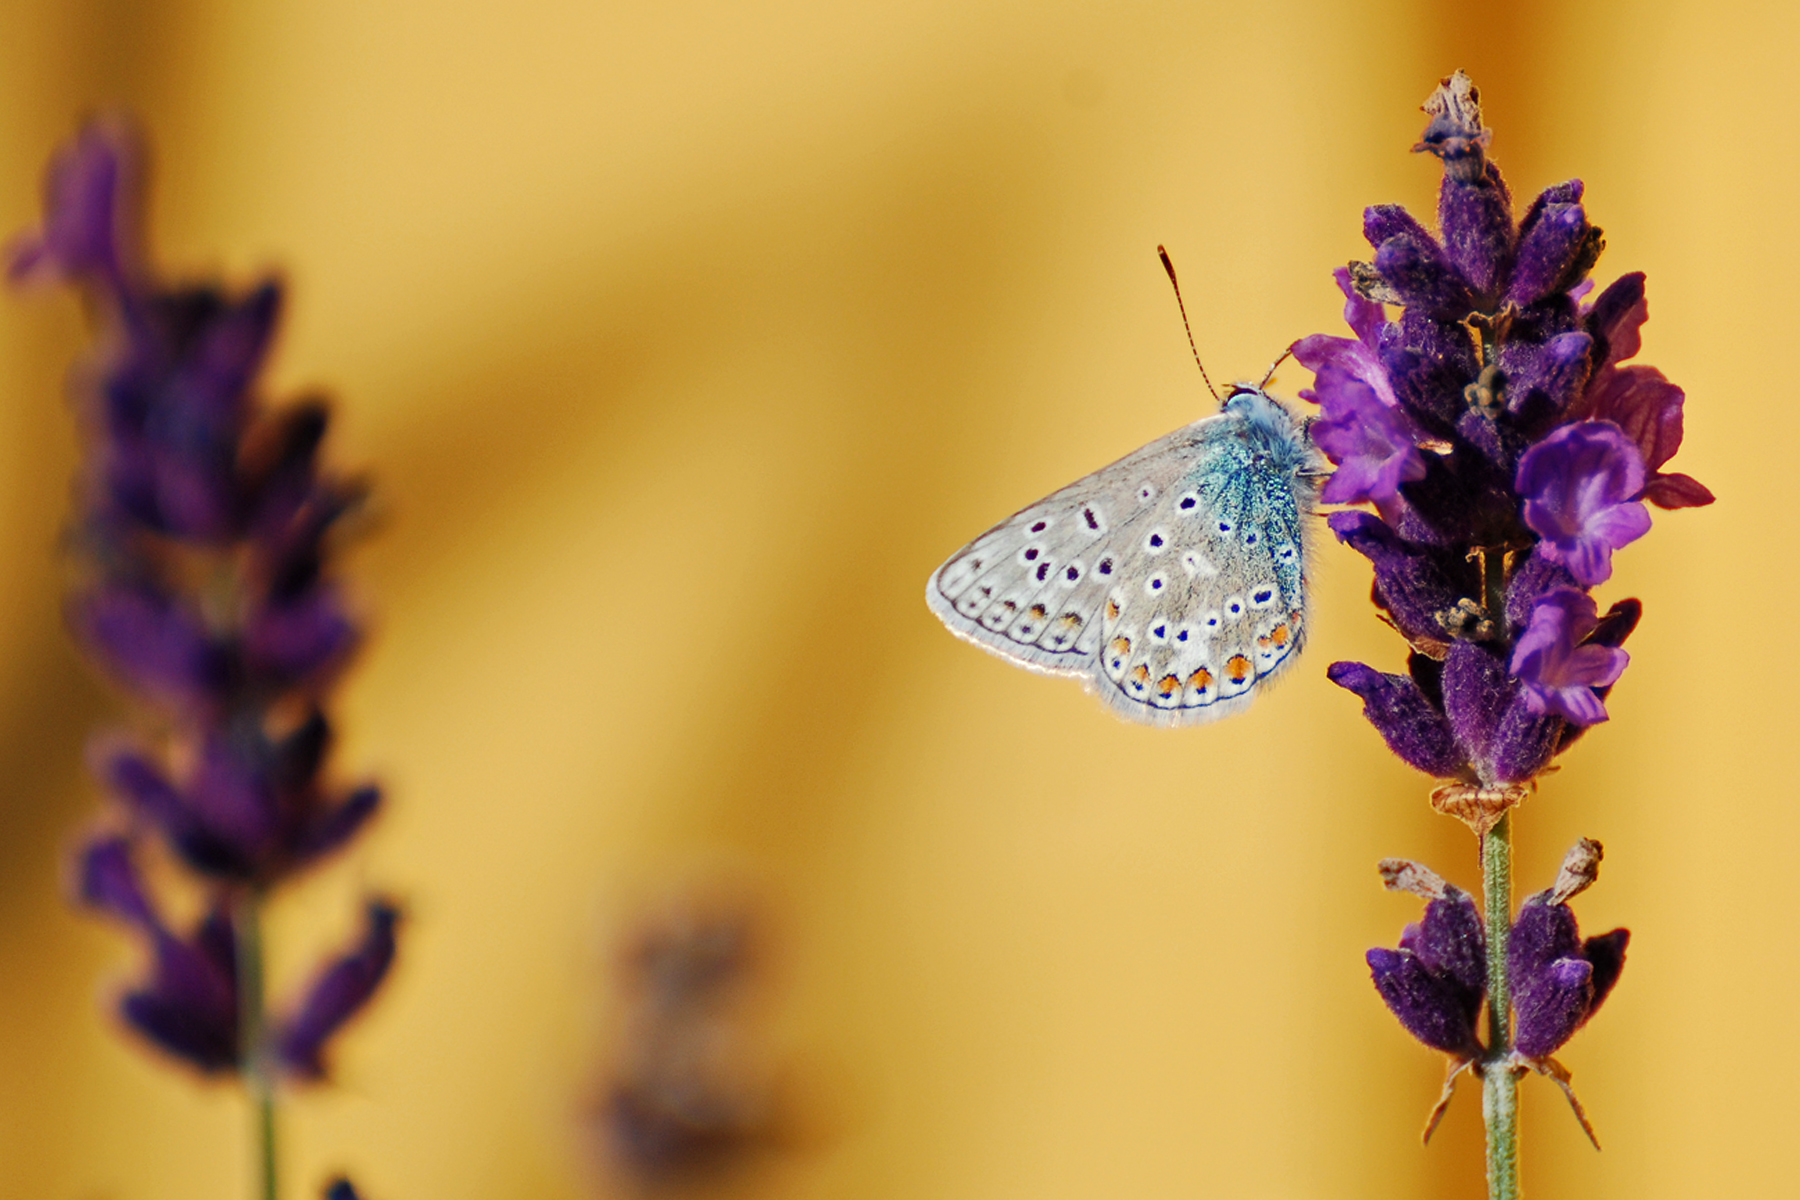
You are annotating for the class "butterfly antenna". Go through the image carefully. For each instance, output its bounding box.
[1157,245,1220,403]
[1258,345,1296,391]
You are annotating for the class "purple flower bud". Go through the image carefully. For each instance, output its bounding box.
[1327,511,1467,646]
[325,1181,364,1200]
[1506,189,1597,307]
[1367,883,1485,1057]
[1510,588,1628,726]
[1327,661,1467,777]
[243,585,358,686]
[278,900,401,1079]
[1516,421,1652,585]
[1438,159,1514,299]
[1511,896,1629,1059]
[1374,230,1473,317]
[1497,331,1592,424]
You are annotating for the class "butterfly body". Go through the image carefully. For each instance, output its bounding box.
[926,387,1324,727]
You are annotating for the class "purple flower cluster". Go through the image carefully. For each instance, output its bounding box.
[11,121,397,1082]
[1296,73,1710,793]
[1369,844,1626,1138]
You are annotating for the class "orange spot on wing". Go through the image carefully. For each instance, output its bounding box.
[1270,623,1290,647]
[1028,603,1048,620]
[1129,664,1151,685]
[1157,674,1181,697]
[1226,654,1253,683]
[1110,637,1132,658]
[1106,599,1120,621]
[1187,667,1214,692]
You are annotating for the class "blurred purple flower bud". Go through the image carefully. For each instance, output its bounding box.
[77,836,240,1071]
[278,900,401,1079]
[1516,421,1652,585]
[75,584,226,710]
[7,120,137,290]
[324,1180,364,1200]
[1510,588,1629,726]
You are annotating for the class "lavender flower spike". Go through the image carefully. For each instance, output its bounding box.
[1516,421,1652,586]
[15,119,400,1188]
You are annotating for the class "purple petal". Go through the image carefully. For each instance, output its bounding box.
[1326,661,1467,777]
[75,584,227,708]
[77,835,158,928]
[101,748,252,877]
[1334,264,1387,346]
[293,785,382,867]
[1513,955,1594,1059]
[1583,928,1630,1011]
[1487,693,1565,783]
[1641,472,1715,509]
[1516,421,1652,586]
[1584,272,1647,369]
[1499,332,1593,423]
[1307,387,1426,521]
[1509,588,1628,727]
[1409,889,1487,1000]
[243,587,357,684]
[122,906,241,1074]
[277,900,400,1079]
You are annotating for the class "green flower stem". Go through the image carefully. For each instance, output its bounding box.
[235,889,279,1200]
[1482,812,1520,1200]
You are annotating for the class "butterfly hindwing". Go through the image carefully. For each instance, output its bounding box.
[1094,420,1309,727]
[927,388,1321,727]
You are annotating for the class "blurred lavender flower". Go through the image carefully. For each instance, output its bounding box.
[12,117,398,1187]
[601,898,782,1188]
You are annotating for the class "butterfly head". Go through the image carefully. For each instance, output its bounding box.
[1223,385,1328,487]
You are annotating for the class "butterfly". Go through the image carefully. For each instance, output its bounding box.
[925,380,1326,727]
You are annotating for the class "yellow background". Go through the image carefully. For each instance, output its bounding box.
[0,2,1787,1198]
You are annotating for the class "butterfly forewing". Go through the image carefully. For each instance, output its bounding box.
[927,389,1319,727]
[927,419,1220,677]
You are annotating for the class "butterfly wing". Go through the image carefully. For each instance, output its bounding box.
[1090,423,1310,727]
[927,398,1315,727]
